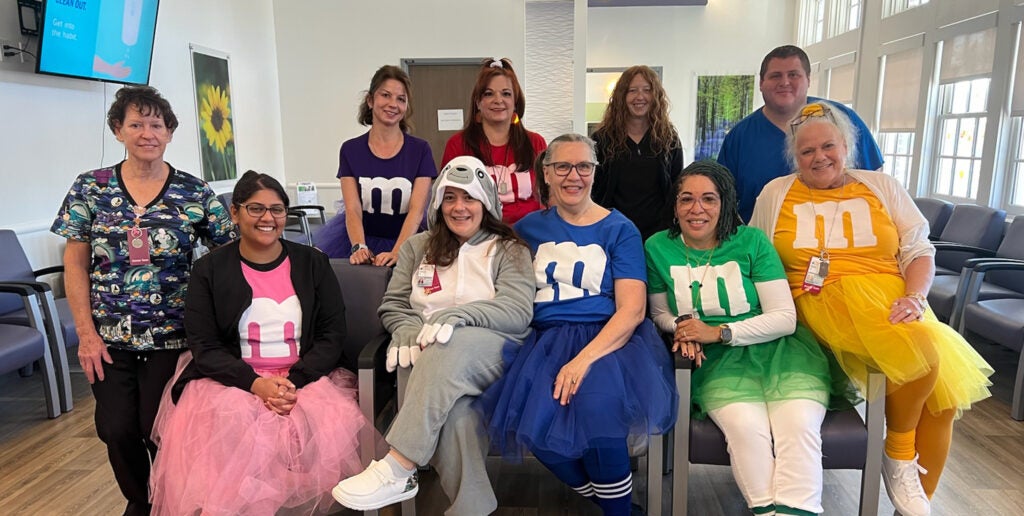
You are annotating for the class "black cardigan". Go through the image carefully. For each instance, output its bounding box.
[171,239,346,403]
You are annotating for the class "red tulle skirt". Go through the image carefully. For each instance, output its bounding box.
[150,356,369,515]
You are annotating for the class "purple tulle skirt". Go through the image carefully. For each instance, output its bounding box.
[312,213,397,259]
[150,356,370,515]
[478,319,678,461]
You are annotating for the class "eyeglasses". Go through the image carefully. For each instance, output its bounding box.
[789,103,837,135]
[677,194,721,210]
[239,203,288,218]
[545,161,597,177]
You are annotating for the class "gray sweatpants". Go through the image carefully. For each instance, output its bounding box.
[386,326,511,516]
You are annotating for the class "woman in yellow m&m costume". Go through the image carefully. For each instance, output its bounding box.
[750,102,992,516]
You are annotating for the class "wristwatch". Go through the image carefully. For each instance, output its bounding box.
[719,324,732,344]
[350,243,368,254]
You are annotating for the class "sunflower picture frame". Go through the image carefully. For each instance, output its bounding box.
[190,44,237,183]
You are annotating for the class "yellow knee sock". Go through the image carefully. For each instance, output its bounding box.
[885,428,916,460]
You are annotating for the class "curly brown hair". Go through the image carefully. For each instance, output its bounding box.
[593,65,678,161]
[107,85,178,134]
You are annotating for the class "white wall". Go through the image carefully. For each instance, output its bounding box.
[0,0,285,268]
[272,0,527,211]
[526,0,576,142]
[1,0,788,268]
[587,0,797,160]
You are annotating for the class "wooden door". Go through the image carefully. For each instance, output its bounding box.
[404,59,484,171]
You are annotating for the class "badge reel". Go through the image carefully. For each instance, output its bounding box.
[128,226,151,266]
[801,253,830,294]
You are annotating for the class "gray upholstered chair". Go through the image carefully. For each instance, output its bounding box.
[0,229,75,413]
[931,204,1005,276]
[0,282,60,419]
[913,197,954,240]
[331,260,394,516]
[926,204,1006,321]
[950,216,1024,420]
[671,352,885,515]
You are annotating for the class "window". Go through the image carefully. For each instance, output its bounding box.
[1007,118,1024,208]
[878,47,924,188]
[932,78,989,199]
[826,61,856,107]
[879,132,915,187]
[929,28,996,201]
[1003,24,1024,212]
[799,0,826,46]
[829,0,862,37]
[883,0,929,18]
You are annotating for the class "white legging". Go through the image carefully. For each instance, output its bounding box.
[707,399,827,514]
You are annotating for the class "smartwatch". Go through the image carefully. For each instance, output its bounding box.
[719,324,732,344]
[351,243,368,254]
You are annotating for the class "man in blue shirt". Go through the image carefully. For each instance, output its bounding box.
[718,45,884,222]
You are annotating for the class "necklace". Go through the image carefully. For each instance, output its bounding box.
[489,142,512,195]
[682,236,717,313]
[802,172,848,260]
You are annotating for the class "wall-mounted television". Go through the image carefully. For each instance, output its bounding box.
[36,0,160,85]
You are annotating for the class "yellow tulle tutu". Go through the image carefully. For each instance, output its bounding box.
[794,273,993,418]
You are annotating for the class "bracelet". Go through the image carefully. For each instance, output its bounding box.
[905,291,928,306]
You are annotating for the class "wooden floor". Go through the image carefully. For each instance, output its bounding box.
[1,338,1022,515]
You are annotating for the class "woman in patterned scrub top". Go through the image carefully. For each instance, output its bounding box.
[50,85,235,516]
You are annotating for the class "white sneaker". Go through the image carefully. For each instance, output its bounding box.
[882,453,930,516]
[331,459,419,510]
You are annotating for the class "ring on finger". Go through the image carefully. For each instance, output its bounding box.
[905,308,912,314]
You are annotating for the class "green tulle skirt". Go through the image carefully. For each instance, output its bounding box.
[691,323,861,419]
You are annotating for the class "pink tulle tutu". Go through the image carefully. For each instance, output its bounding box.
[151,359,369,515]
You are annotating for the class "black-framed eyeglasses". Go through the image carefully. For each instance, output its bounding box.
[545,161,597,177]
[789,103,837,135]
[239,203,288,218]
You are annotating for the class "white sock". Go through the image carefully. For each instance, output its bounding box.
[383,453,416,478]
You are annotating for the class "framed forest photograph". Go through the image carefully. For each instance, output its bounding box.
[694,74,755,161]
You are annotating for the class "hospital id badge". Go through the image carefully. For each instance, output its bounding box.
[801,256,829,294]
[416,263,436,288]
[128,227,151,266]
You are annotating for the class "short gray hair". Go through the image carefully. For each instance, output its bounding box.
[544,133,598,165]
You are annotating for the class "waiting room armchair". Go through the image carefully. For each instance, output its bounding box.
[949,217,1024,420]
[330,259,395,516]
[0,282,60,419]
[912,197,954,240]
[0,229,76,413]
[670,351,885,515]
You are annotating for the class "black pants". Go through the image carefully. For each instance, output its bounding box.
[90,348,182,516]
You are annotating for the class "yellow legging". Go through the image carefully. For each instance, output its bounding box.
[884,356,954,498]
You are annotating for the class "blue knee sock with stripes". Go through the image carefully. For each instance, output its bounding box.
[583,439,632,516]
[531,447,598,505]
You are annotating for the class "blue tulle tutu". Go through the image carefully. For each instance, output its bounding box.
[311,213,397,259]
[478,319,678,460]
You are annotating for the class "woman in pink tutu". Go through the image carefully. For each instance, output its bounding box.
[150,170,368,515]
